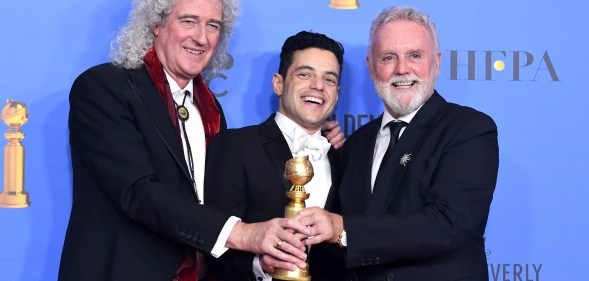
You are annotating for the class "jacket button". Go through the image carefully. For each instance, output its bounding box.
[185,234,192,240]
[197,239,205,245]
[179,232,186,238]
[386,273,396,281]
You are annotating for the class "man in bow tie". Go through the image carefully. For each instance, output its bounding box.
[293,6,499,281]
[204,31,346,281]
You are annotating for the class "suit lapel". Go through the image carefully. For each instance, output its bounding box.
[323,148,341,212]
[344,117,380,213]
[260,115,293,191]
[364,92,447,214]
[127,67,192,183]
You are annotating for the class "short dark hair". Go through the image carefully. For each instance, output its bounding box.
[278,31,345,79]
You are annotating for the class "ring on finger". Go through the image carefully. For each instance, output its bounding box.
[276,239,283,249]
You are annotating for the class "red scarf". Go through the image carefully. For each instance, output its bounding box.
[143,48,221,146]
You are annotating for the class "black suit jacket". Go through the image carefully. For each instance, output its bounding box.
[340,92,499,281]
[59,63,231,281]
[205,115,345,281]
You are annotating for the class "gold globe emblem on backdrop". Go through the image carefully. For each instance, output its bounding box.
[2,100,28,129]
[0,100,30,208]
[329,0,359,9]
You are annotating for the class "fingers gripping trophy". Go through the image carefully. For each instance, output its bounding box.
[273,156,314,281]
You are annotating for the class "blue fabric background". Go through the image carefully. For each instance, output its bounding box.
[0,1,584,280]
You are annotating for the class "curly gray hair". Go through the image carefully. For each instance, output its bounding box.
[109,0,239,78]
[368,6,439,57]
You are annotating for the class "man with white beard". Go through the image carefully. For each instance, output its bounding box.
[293,6,499,281]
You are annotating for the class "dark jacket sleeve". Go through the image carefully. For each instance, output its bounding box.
[204,130,257,280]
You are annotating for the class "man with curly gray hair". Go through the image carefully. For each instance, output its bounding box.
[58,1,315,280]
[109,0,238,79]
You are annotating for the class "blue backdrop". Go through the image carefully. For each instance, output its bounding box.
[0,0,586,280]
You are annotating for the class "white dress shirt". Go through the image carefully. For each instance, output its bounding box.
[165,70,239,258]
[169,76,206,203]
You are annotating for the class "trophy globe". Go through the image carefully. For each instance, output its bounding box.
[2,100,28,134]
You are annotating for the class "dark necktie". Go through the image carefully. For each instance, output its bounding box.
[381,121,407,165]
[174,91,198,200]
[374,121,408,192]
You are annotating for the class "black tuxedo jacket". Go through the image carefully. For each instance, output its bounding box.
[340,92,499,281]
[59,63,231,281]
[204,115,345,281]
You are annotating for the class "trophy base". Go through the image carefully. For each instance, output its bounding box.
[272,266,311,281]
[0,191,30,208]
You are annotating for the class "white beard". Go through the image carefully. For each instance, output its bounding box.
[373,72,435,117]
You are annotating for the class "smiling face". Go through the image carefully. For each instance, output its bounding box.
[274,48,340,134]
[367,19,441,118]
[152,0,222,88]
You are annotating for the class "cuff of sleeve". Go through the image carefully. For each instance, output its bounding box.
[210,216,241,258]
[253,255,273,281]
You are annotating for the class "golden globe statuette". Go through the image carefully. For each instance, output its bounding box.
[272,155,314,281]
[0,100,30,208]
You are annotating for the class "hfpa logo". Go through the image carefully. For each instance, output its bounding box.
[447,50,559,82]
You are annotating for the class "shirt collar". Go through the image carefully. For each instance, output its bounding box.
[164,68,194,100]
[274,112,322,142]
[379,105,422,135]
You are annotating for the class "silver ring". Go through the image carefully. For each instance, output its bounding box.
[276,239,283,249]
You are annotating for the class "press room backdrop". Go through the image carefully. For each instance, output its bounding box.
[0,0,586,280]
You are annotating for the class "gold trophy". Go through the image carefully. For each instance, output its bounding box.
[272,156,314,281]
[0,100,30,208]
